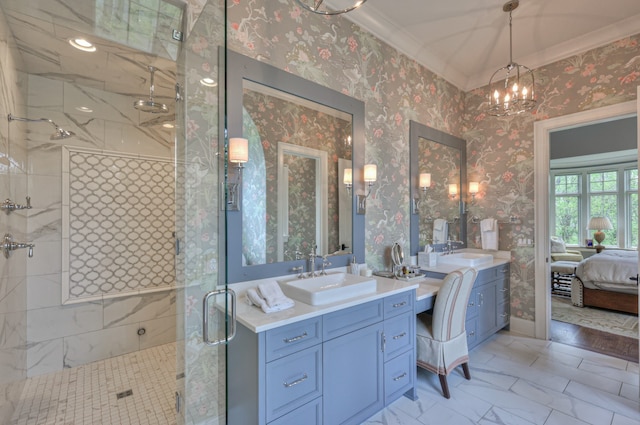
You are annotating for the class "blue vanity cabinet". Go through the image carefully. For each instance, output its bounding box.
[228,290,417,425]
[421,262,511,350]
[470,263,510,349]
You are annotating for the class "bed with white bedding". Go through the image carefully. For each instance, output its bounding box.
[571,249,638,315]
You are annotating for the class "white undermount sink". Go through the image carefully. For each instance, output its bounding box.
[277,272,377,306]
[437,252,494,267]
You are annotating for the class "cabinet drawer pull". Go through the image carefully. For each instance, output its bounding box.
[500,268,508,273]
[501,313,508,318]
[468,301,475,307]
[468,331,475,337]
[283,332,308,343]
[392,332,406,340]
[393,372,407,382]
[283,373,308,388]
[501,288,509,293]
[392,301,407,308]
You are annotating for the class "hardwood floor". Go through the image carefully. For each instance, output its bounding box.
[550,319,639,363]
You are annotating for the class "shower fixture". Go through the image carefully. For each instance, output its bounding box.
[8,114,76,140]
[134,66,169,114]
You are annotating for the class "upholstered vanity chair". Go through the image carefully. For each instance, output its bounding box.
[416,267,477,399]
[550,236,583,262]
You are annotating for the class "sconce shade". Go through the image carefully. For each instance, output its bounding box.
[343,168,353,185]
[448,184,458,197]
[469,182,479,194]
[229,138,249,163]
[364,164,377,183]
[588,216,613,246]
[419,173,431,189]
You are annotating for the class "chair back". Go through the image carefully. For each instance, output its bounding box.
[431,267,477,341]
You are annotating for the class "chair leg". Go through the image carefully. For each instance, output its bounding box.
[462,362,471,380]
[438,374,450,399]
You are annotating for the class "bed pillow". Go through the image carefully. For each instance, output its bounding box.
[550,236,566,253]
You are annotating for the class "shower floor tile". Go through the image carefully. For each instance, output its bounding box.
[10,343,177,425]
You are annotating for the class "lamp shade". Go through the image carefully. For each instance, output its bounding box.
[364,164,377,183]
[587,216,613,231]
[448,184,458,196]
[343,168,353,185]
[469,181,479,194]
[419,173,431,189]
[229,138,248,163]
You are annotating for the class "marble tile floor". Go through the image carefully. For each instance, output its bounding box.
[10,343,177,425]
[364,331,639,425]
[10,332,640,425]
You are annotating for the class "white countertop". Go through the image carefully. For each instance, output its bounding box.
[417,249,511,275]
[231,275,419,333]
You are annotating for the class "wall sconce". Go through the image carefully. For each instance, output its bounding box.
[357,164,376,214]
[412,173,431,215]
[227,137,248,210]
[343,168,353,195]
[448,183,458,200]
[469,181,479,204]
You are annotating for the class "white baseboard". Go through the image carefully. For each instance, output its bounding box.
[509,316,536,338]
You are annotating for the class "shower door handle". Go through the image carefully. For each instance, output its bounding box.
[202,288,237,346]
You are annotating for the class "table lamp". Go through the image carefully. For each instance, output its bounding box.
[587,216,613,248]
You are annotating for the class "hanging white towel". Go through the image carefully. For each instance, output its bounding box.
[481,218,499,250]
[433,219,448,244]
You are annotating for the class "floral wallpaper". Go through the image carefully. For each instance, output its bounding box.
[464,35,640,321]
[226,1,638,322]
[242,89,352,264]
[227,0,467,273]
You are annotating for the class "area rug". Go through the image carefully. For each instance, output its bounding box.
[551,296,639,339]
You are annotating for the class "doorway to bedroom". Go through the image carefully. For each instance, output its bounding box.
[540,104,639,361]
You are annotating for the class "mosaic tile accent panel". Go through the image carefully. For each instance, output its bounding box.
[63,148,175,303]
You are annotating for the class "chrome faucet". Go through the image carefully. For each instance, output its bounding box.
[292,266,305,279]
[320,255,331,275]
[308,245,318,277]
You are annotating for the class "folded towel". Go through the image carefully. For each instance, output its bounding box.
[247,287,295,314]
[433,219,448,244]
[481,218,499,250]
[258,282,291,308]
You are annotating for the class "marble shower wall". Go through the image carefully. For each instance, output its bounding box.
[0,5,28,422]
[25,74,176,376]
[464,34,640,321]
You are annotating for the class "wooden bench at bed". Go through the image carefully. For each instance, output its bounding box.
[572,278,638,315]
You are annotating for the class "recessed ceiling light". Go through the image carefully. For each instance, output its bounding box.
[75,106,93,113]
[200,77,217,87]
[162,123,175,129]
[69,38,96,52]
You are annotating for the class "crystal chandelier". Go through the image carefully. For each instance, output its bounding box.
[295,0,368,15]
[487,0,536,116]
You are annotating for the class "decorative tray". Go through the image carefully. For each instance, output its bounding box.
[397,274,425,282]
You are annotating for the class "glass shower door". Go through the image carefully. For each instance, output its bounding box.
[175,0,230,423]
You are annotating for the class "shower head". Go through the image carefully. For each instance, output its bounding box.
[8,114,76,140]
[134,66,169,114]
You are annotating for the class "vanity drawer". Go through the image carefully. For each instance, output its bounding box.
[498,280,510,305]
[476,264,509,283]
[265,345,322,422]
[384,349,414,404]
[265,317,322,362]
[383,312,414,362]
[498,301,510,329]
[268,397,322,425]
[323,299,383,340]
[383,291,414,319]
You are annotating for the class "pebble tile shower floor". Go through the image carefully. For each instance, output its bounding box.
[10,343,177,425]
